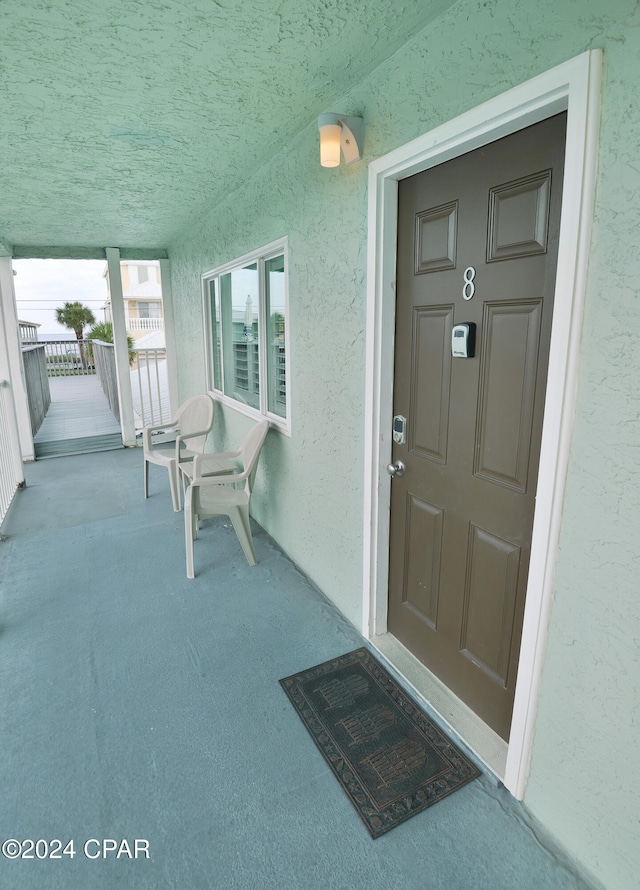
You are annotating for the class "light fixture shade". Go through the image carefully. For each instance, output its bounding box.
[319,121,342,168]
[318,113,363,168]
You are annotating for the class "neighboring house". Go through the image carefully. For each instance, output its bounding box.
[102,260,164,344]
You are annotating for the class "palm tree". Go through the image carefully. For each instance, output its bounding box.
[87,321,136,365]
[55,301,96,370]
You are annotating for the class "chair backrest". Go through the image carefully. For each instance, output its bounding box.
[176,394,215,452]
[240,420,269,495]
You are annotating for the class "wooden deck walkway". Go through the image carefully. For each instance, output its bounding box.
[33,375,123,458]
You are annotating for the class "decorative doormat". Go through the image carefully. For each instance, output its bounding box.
[279,648,480,838]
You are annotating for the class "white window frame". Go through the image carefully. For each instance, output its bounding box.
[202,237,290,434]
[137,300,161,318]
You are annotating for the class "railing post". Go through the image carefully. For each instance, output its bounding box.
[0,256,35,461]
[0,264,26,520]
[105,248,136,446]
[159,258,179,420]
[0,380,25,524]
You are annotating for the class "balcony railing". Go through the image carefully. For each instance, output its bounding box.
[231,340,286,416]
[89,342,170,430]
[19,321,40,344]
[21,344,51,435]
[132,348,170,428]
[13,337,172,463]
[91,340,120,424]
[39,339,96,377]
[127,317,164,332]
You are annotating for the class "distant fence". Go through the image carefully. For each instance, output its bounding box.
[39,339,96,377]
[21,344,51,435]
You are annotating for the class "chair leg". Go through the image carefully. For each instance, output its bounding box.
[168,463,181,512]
[181,469,188,498]
[185,503,195,579]
[143,458,149,499]
[228,505,257,566]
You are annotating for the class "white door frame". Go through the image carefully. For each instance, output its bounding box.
[362,50,602,799]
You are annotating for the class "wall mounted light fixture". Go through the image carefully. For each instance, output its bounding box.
[317,113,363,168]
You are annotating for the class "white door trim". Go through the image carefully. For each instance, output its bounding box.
[362,50,602,799]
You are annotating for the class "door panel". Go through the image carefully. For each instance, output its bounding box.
[388,114,566,740]
[411,306,453,462]
[487,172,552,261]
[403,493,443,627]
[475,300,542,490]
[460,524,520,684]
[415,202,458,273]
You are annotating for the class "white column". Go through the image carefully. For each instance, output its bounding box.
[159,258,179,418]
[105,248,136,446]
[0,256,34,462]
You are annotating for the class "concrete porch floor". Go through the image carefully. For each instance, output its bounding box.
[0,448,597,890]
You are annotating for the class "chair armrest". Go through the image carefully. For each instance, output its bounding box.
[192,471,248,487]
[176,428,213,447]
[191,446,243,462]
[175,429,214,462]
[191,452,247,484]
[142,423,178,451]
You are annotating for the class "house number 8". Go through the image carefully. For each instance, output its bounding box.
[463,266,476,300]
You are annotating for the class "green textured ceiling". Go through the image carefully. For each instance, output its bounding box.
[0,0,456,254]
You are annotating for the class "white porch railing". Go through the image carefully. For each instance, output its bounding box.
[127,317,164,332]
[19,321,40,343]
[88,341,172,433]
[132,349,170,429]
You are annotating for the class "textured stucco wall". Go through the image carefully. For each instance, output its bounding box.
[169,2,640,887]
[170,143,368,629]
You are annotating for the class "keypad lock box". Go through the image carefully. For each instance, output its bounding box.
[451,322,476,358]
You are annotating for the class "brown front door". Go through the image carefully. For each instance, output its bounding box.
[388,114,566,741]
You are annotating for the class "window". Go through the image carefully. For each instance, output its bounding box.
[203,239,289,431]
[137,301,161,318]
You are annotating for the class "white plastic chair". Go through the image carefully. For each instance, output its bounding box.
[142,394,215,512]
[184,420,269,578]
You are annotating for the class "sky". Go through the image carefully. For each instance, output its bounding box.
[12,259,109,339]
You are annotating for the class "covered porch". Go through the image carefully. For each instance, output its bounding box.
[1,2,639,888]
[0,447,588,889]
